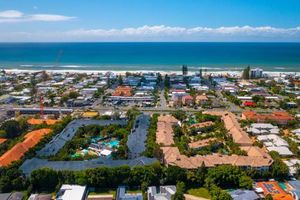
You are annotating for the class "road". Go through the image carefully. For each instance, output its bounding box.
[127,114,150,159]
[158,89,167,109]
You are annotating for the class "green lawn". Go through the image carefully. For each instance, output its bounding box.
[187,188,211,199]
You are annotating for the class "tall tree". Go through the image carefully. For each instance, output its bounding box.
[242,66,250,80]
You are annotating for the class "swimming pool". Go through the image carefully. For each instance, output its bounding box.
[109,140,119,148]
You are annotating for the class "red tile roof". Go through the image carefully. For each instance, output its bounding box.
[242,111,295,124]
[0,128,52,167]
[112,86,132,97]
[0,138,7,145]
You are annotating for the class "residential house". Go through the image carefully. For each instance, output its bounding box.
[56,185,87,200]
[116,186,143,200]
[247,123,280,135]
[147,186,176,200]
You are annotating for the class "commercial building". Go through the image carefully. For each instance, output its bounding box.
[8,107,73,116]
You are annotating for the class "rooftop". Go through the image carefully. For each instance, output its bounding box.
[0,128,51,167]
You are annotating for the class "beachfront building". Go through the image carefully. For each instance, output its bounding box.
[250,68,263,79]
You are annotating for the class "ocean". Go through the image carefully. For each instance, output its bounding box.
[0,42,300,72]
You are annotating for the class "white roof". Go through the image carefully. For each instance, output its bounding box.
[100,149,112,156]
[237,96,252,100]
[57,184,86,200]
[250,123,277,129]
[267,146,293,156]
[292,129,300,134]
[257,134,288,146]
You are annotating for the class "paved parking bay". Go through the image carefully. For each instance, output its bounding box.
[20,156,157,176]
[127,114,150,159]
[37,119,127,157]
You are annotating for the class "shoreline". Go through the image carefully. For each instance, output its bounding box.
[2,68,300,76]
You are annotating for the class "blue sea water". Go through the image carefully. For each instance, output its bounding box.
[0,42,300,72]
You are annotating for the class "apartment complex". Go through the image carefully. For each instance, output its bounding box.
[158,113,273,171]
[242,111,295,125]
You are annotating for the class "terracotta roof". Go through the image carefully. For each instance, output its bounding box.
[0,128,51,167]
[0,138,7,145]
[158,112,273,169]
[112,86,132,97]
[242,111,295,124]
[190,121,214,129]
[161,146,272,169]
[27,118,59,125]
[204,111,253,146]
[156,115,178,146]
[188,138,217,149]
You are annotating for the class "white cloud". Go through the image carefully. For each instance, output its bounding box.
[0,10,23,18]
[63,25,300,41]
[66,25,300,37]
[30,14,75,22]
[0,9,75,23]
[0,25,300,42]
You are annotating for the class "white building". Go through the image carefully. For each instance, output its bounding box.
[257,134,293,156]
[56,185,87,200]
[247,123,280,135]
[117,186,143,200]
[250,68,263,78]
[148,186,176,200]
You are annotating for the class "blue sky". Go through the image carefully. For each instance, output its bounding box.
[0,0,300,41]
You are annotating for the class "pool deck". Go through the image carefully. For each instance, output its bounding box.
[37,119,127,157]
